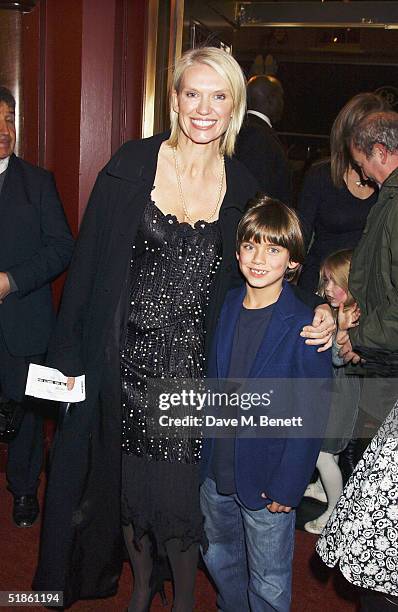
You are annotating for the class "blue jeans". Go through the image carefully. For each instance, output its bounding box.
[200,478,295,612]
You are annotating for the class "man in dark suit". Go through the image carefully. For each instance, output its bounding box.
[235,75,291,205]
[0,87,74,526]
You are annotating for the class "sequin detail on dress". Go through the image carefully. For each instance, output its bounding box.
[120,197,222,463]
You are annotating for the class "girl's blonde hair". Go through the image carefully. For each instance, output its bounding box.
[319,249,354,308]
[168,47,247,157]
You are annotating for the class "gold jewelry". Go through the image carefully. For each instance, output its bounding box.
[172,146,225,225]
[355,179,365,188]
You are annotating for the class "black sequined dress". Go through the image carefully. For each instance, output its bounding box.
[120,197,222,553]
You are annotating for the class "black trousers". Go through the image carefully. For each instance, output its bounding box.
[0,327,44,496]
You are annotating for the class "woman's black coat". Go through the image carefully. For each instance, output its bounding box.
[33,132,258,606]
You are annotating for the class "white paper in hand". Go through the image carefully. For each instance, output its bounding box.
[25,363,86,403]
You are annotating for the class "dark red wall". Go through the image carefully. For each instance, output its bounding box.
[22,0,147,234]
[20,0,148,308]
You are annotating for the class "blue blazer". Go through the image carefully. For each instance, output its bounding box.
[201,281,332,510]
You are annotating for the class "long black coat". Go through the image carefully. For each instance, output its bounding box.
[33,132,258,606]
[235,113,291,205]
[0,154,74,358]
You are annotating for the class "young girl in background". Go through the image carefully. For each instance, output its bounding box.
[304,249,361,534]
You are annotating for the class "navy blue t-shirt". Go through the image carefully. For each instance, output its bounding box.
[211,303,274,494]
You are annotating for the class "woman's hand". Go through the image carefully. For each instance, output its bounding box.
[336,329,349,347]
[66,377,75,390]
[338,302,360,332]
[300,303,336,352]
[338,338,362,364]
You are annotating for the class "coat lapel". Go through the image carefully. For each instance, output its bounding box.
[106,131,169,185]
[216,282,299,380]
[102,133,170,269]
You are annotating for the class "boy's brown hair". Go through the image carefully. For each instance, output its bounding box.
[236,195,305,282]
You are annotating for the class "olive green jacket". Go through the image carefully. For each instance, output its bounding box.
[349,166,398,351]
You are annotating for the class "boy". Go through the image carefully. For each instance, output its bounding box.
[200,196,332,612]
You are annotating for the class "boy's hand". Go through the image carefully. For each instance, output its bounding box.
[261,493,292,513]
[338,302,360,332]
[300,304,335,352]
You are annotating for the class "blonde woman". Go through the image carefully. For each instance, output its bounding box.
[34,47,334,610]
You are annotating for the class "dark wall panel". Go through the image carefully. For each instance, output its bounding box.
[277,61,398,137]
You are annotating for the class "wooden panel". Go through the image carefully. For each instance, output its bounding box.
[142,0,159,138]
[112,0,147,151]
[0,10,22,154]
[79,0,116,221]
[21,4,40,164]
[22,0,148,226]
[125,0,147,141]
[42,0,83,235]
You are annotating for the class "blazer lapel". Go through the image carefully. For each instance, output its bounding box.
[216,285,246,378]
[248,282,296,377]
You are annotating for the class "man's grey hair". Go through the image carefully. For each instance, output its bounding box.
[351,111,398,157]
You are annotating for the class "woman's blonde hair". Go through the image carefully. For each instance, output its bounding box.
[236,195,305,283]
[168,47,247,157]
[319,249,354,308]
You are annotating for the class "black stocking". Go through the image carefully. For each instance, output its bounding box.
[165,539,199,612]
[123,524,153,612]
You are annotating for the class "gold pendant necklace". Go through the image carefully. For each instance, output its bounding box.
[172,146,225,225]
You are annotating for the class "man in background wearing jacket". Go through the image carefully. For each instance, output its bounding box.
[235,75,291,205]
[0,87,74,527]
